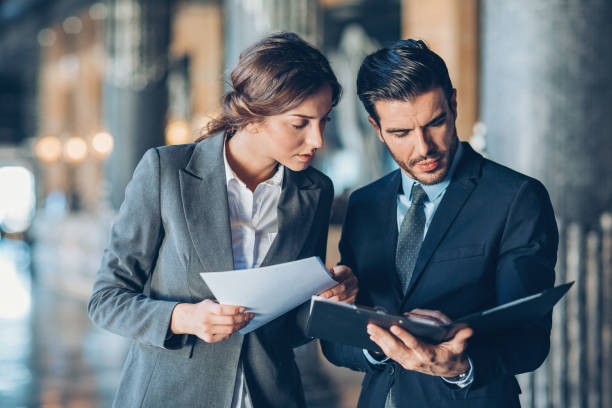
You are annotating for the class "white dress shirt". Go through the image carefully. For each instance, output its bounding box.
[223,145,284,408]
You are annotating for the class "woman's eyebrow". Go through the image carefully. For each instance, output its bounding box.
[288,109,332,119]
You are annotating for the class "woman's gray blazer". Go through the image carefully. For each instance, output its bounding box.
[87,133,334,408]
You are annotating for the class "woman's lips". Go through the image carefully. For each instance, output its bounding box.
[296,153,314,163]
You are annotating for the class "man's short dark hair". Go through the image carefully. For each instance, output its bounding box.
[356,39,454,123]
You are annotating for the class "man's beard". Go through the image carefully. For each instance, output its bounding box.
[384,131,459,185]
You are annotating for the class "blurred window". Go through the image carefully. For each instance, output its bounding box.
[0,166,36,233]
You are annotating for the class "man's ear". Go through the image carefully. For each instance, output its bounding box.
[368,116,385,143]
[449,89,458,118]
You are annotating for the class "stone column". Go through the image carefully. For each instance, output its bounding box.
[402,0,479,143]
[224,0,320,70]
[480,0,612,225]
[103,0,170,209]
[482,3,612,408]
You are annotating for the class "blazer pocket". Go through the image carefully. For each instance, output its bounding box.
[430,244,485,263]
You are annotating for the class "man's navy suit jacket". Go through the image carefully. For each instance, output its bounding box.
[322,142,558,408]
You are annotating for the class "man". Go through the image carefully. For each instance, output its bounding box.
[321,40,558,407]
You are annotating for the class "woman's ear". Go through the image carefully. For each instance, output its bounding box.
[245,121,261,134]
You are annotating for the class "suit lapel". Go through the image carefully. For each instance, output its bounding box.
[371,170,404,310]
[401,143,483,303]
[179,134,234,278]
[260,168,321,267]
[180,135,322,288]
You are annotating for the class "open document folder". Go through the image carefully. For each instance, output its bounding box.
[306,282,574,352]
[200,256,337,334]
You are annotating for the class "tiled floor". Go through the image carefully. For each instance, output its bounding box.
[0,238,127,408]
[0,238,362,408]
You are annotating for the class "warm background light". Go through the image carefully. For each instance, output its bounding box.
[165,120,192,145]
[89,3,108,20]
[64,137,88,163]
[62,16,83,34]
[192,114,214,138]
[92,131,114,157]
[37,28,57,47]
[35,136,62,163]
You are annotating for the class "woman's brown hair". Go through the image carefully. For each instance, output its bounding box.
[197,32,341,141]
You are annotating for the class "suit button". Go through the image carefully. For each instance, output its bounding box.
[390,365,395,375]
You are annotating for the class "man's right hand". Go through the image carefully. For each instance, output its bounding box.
[367,308,473,378]
[170,299,254,343]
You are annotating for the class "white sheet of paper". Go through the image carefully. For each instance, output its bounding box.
[200,256,337,334]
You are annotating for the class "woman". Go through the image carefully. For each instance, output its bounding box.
[88,33,357,408]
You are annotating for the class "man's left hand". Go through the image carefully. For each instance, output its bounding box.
[366,309,473,377]
[318,265,358,304]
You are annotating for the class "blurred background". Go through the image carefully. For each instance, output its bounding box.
[0,0,611,407]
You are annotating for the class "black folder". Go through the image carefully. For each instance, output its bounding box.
[306,282,573,352]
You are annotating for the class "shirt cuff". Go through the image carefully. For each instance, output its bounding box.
[440,356,474,388]
[363,349,390,365]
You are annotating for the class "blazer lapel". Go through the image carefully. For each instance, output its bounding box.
[260,168,321,267]
[402,143,483,302]
[179,134,234,279]
[371,170,404,310]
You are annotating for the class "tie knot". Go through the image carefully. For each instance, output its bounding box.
[410,184,428,206]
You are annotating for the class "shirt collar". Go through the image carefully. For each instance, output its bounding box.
[400,141,464,202]
[223,142,284,188]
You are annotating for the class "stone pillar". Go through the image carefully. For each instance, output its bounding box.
[169,2,223,138]
[401,0,479,143]
[224,0,320,71]
[103,0,170,209]
[480,1,612,225]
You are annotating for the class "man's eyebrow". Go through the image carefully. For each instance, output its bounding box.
[386,127,412,133]
[427,112,447,125]
[385,112,447,133]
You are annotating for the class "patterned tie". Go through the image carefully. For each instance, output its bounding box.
[395,183,428,294]
[385,184,428,408]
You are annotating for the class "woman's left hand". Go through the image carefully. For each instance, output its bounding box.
[318,265,358,304]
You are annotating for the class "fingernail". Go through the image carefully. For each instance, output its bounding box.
[239,307,246,313]
[390,326,399,334]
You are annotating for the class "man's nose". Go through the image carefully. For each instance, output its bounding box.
[414,127,434,156]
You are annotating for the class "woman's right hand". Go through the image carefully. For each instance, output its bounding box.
[170,299,254,343]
